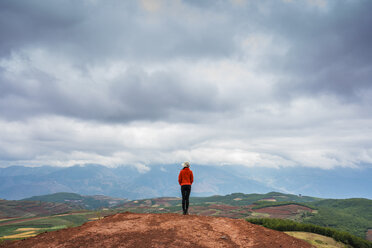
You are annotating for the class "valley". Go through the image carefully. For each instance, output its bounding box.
[0,191,371,247]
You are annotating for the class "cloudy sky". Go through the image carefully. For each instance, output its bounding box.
[0,0,372,171]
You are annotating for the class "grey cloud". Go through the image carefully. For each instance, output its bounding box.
[1,0,371,121]
[1,0,371,110]
[2,0,371,75]
[178,0,372,100]
[0,0,238,63]
[0,0,83,56]
[1,0,372,169]
[176,0,372,101]
[0,62,223,122]
[109,67,222,121]
[261,1,372,100]
[0,64,62,119]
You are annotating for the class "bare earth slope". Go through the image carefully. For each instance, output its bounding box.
[1,212,312,248]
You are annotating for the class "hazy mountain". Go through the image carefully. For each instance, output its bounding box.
[0,164,275,200]
[1,164,372,200]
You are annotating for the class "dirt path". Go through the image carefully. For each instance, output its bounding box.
[1,212,312,248]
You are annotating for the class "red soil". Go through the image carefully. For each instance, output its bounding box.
[0,212,312,248]
[199,209,217,216]
[208,204,240,210]
[367,229,372,242]
[253,204,313,219]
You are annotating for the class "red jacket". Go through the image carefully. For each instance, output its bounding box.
[178,167,194,186]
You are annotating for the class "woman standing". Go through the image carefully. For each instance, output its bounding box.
[178,161,194,215]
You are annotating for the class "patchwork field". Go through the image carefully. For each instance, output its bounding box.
[0,200,78,218]
[253,204,315,219]
[2,193,317,241]
[118,198,314,221]
[0,191,370,246]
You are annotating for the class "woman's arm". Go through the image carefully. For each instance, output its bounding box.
[178,171,182,185]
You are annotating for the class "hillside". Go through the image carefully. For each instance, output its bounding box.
[116,192,372,240]
[0,191,370,245]
[190,192,320,205]
[116,192,320,216]
[22,192,127,210]
[0,199,79,218]
[303,198,372,238]
[0,212,312,248]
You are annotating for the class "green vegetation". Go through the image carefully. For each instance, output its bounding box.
[264,192,321,203]
[190,193,266,206]
[303,199,372,238]
[24,192,83,202]
[247,218,372,248]
[189,192,319,206]
[251,201,316,210]
[246,198,372,239]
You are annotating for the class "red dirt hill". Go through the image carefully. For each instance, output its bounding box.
[1,212,312,248]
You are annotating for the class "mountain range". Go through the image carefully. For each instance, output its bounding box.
[0,164,274,200]
[1,164,372,200]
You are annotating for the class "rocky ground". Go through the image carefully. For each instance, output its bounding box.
[0,212,313,248]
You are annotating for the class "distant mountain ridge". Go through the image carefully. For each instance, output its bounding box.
[1,164,372,200]
[0,164,275,200]
[22,192,127,210]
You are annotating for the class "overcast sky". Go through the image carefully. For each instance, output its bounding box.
[0,0,371,170]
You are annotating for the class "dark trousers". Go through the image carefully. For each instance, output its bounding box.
[181,185,191,214]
